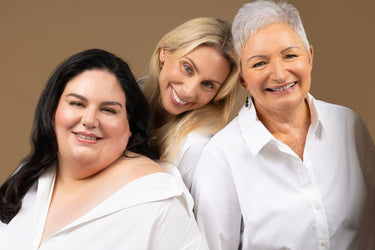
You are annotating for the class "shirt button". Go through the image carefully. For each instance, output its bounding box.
[320,239,328,246]
[315,203,322,210]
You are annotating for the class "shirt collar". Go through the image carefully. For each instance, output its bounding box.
[238,93,325,156]
[305,93,326,139]
[36,168,185,236]
[238,98,274,155]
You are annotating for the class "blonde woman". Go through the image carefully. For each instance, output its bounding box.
[142,17,239,190]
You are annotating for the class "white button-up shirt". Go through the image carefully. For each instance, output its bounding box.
[173,131,210,192]
[0,166,207,250]
[192,94,375,250]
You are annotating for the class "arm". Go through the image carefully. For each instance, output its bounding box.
[192,144,242,250]
[149,197,208,250]
[355,116,375,250]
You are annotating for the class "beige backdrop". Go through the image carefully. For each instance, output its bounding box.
[1,0,374,183]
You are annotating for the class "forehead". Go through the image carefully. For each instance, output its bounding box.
[63,69,125,101]
[243,23,305,54]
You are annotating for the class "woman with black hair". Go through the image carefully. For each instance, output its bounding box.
[0,49,206,249]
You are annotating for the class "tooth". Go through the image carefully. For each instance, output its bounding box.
[77,134,97,140]
[271,82,295,92]
[172,88,187,104]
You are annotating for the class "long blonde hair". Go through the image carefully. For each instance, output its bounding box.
[144,17,239,162]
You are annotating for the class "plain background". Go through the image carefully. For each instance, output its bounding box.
[1,0,374,183]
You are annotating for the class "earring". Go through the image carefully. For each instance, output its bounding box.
[245,96,249,108]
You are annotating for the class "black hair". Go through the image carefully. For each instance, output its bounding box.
[0,48,158,223]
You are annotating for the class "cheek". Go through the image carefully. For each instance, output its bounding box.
[114,123,131,151]
[242,72,263,92]
[54,106,77,132]
[106,119,131,140]
[159,63,182,84]
[200,91,218,105]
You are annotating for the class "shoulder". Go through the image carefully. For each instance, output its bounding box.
[117,152,167,177]
[174,131,211,163]
[315,99,359,120]
[207,117,242,148]
[183,131,211,146]
[314,99,366,129]
[101,153,167,190]
[196,117,247,165]
[180,131,210,152]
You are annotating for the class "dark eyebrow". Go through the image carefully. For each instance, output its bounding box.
[66,93,123,108]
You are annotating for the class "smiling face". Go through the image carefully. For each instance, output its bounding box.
[158,45,230,115]
[54,69,131,178]
[240,22,313,115]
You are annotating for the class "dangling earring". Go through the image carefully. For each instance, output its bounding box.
[245,96,249,108]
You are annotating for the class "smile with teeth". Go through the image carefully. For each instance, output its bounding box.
[74,132,100,141]
[267,81,297,92]
[171,87,187,105]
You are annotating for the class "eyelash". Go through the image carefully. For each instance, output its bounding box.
[70,101,84,107]
[69,101,117,114]
[253,61,266,68]
[101,107,117,114]
[285,54,297,59]
[202,81,214,89]
[183,63,193,74]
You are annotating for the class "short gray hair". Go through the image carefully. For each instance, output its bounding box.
[232,0,310,57]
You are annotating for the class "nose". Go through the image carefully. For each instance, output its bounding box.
[81,108,99,128]
[270,59,286,83]
[181,79,199,99]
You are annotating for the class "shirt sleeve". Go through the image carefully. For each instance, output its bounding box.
[177,139,209,192]
[149,197,208,250]
[355,115,375,249]
[191,143,242,250]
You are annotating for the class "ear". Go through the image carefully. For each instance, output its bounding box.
[238,67,249,90]
[308,44,314,68]
[239,75,248,89]
[159,47,167,64]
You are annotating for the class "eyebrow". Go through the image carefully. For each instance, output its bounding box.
[66,93,123,108]
[281,46,300,53]
[185,56,199,74]
[185,56,224,86]
[246,46,300,63]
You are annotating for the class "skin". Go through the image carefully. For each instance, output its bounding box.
[240,23,314,159]
[41,69,166,244]
[158,45,230,115]
[54,69,131,180]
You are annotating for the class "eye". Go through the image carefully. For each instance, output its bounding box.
[69,101,84,107]
[201,81,215,89]
[183,63,193,74]
[101,107,117,114]
[285,54,297,59]
[253,61,266,68]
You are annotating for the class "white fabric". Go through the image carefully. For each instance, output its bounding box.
[0,166,208,250]
[172,131,210,191]
[192,94,375,250]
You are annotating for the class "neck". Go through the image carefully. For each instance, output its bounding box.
[255,98,311,134]
[255,98,311,160]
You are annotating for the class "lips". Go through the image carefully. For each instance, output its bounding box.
[266,81,297,92]
[171,86,188,105]
[73,132,102,142]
